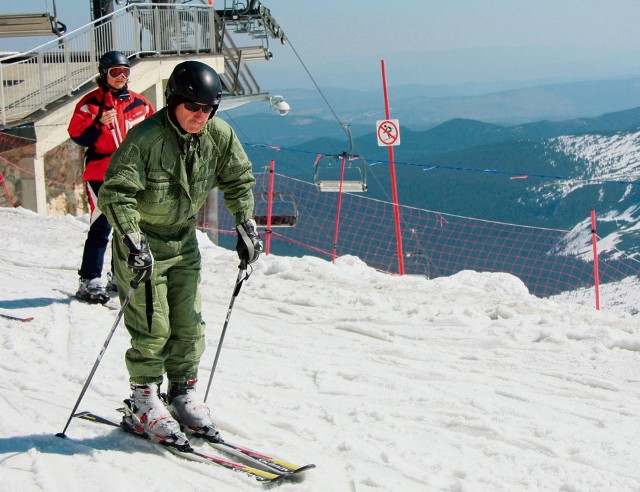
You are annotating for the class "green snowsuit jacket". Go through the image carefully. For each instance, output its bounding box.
[98,108,255,385]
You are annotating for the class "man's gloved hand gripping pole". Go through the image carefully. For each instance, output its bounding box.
[235,219,263,267]
[124,232,154,288]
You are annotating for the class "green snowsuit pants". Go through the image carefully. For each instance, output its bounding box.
[113,218,205,385]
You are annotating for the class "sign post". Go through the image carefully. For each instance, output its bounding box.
[379,60,405,275]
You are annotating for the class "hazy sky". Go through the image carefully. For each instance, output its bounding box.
[256,0,640,90]
[2,1,640,91]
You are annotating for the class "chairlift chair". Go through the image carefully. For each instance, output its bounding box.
[314,124,367,192]
[253,191,299,227]
[0,0,67,37]
[313,153,367,193]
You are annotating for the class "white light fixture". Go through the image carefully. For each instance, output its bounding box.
[268,95,290,116]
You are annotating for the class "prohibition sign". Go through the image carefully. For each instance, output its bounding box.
[376,119,400,146]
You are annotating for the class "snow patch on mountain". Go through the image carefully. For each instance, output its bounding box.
[548,131,640,195]
[534,131,640,260]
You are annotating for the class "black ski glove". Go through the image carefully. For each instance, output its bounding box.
[123,232,154,286]
[236,219,263,266]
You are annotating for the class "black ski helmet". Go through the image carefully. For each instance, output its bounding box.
[165,61,222,115]
[98,51,130,75]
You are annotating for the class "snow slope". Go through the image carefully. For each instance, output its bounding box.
[0,207,639,491]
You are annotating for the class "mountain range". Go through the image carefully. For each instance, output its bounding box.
[226,76,640,134]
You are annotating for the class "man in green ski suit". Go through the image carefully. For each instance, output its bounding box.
[98,60,263,448]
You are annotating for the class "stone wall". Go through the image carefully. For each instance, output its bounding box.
[44,142,86,216]
[0,138,86,215]
[0,141,35,209]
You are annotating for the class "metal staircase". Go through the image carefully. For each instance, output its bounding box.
[0,1,286,129]
[215,0,285,44]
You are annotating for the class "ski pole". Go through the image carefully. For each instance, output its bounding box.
[0,313,33,322]
[56,271,145,439]
[204,262,248,403]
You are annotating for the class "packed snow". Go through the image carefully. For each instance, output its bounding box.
[0,207,639,491]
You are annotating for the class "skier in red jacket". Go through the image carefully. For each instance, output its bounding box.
[67,51,154,303]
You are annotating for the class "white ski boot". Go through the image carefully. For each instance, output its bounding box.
[167,380,222,442]
[122,383,191,450]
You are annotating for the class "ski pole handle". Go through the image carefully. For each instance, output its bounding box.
[130,269,147,289]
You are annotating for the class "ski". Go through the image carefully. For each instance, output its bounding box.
[112,406,315,475]
[0,312,34,322]
[204,438,316,475]
[73,411,283,483]
[54,289,120,310]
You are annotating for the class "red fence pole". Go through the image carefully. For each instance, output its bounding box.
[381,59,405,275]
[331,154,347,262]
[0,172,15,207]
[590,209,600,310]
[264,160,275,255]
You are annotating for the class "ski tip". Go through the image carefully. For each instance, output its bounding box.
[291,463,316,474]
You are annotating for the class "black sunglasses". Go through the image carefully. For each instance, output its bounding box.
[183,101,216,114]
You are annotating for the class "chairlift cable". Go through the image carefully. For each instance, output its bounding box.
[286,37,348,141]
[284,36,398,203]
[285,36,439,272]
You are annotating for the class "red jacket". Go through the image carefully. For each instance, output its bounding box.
[68,85,154,181]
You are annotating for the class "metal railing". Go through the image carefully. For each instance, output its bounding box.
[0,2,267,128]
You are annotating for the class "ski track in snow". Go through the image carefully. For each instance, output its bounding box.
[0,207,639,491]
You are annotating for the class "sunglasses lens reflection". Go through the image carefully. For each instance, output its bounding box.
[183,102,215,114]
